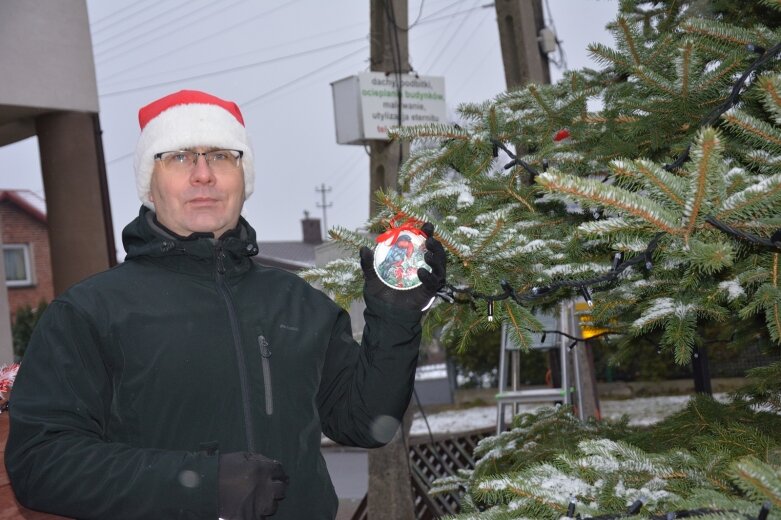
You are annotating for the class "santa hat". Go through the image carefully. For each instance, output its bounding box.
[134,90,255,209]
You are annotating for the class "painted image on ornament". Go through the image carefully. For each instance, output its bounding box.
[373,232,431,290]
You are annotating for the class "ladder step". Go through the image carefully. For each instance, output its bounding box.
[495,388,567,403]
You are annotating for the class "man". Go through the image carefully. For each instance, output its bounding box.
[5,90,446,519]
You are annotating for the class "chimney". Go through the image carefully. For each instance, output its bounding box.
[301,211,322,245]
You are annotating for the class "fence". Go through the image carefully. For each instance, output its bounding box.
[351,427,494,519]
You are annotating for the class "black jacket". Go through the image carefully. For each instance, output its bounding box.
[5,207,423,519]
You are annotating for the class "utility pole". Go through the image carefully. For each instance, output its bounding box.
[493,0,551,89]
[315,183,332,238]
[367,2,416,519]
[368,0,410,217]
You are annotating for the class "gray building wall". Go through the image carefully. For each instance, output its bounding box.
[0,0,99,146]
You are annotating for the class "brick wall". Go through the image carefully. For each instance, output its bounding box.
[1,203,53,321]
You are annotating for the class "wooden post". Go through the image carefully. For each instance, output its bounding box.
[692,345,713,395]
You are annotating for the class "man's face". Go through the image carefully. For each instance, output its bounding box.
[149,147,245,238]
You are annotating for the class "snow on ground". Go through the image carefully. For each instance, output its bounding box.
[409,393,729,436]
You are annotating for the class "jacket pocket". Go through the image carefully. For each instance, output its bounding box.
[258,335,273,415]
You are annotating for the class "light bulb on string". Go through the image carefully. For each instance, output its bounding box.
[612,252,624,271]
[580,286,593,307]
[627,498,644,514]
[758,501,771,520]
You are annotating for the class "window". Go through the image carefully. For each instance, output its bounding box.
[3,244,32,287]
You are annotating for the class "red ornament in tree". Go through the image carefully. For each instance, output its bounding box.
[553,128,571,142]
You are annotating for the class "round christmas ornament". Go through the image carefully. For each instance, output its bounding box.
[373,218,431,290]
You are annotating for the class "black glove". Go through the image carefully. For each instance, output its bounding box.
[218,452,289,519]
[360,222,447,312]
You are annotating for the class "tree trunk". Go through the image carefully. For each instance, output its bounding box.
[692,344,712,395]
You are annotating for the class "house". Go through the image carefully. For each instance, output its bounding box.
[0,190,53,321]
[254,211,323,271]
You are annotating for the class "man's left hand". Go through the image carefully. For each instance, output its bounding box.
[360,222,447,312]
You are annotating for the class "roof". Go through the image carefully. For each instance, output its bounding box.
[0,190,46,224]
[254,241,317,271]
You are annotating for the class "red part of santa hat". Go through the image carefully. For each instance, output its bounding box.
[133,90,255,209]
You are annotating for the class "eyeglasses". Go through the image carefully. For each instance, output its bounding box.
[153,149,243,173]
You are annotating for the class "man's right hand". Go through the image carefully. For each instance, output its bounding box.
[360,222,447,312]
[218,452,289,519]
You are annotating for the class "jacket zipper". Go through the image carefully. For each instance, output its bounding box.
[258,335,273,415]
[214,243,256,452]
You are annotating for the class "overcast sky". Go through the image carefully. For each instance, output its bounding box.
[0,0,618,258]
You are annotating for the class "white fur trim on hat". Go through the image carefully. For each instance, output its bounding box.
[134,103,255,209]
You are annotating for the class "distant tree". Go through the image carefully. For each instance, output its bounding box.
[12,301,47,360]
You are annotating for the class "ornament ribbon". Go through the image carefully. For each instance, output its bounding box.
[376,214,425,244]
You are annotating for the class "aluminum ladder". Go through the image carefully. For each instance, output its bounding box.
[495,308,574,434]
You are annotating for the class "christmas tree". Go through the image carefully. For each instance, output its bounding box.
[304,0,781,516]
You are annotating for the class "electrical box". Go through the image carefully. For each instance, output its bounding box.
[538,26,557,54]
[331,72,447,145]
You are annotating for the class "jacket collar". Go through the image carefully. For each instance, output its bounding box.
[122,206,259,274]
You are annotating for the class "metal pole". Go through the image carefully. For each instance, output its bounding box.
[567,302,585,420]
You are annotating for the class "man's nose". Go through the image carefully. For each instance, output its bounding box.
[190,154,215,184]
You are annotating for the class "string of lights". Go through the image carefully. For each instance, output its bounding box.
[663,41,781,173]
[431,41,781,320]
[441,233,661,307]
[564,498,771,520]
[665,40,781,252]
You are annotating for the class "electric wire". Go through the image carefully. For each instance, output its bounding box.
[105,150,133,166]
[448,37,500,101]
[241,44,369,107]
[385,0,426,31]
[89,0,162,36]
[415,2,492,28]
[94,0,303,66]
[247,51,364,106]
[99,37,368,97]
[543,0,567,70]
[420,0,482,74]
[412,386,458,490]
[98,0,486,97]
[434,8,491,78]
[92,0,208,55]
[326,163,368,213]
[388,0,468,31]
[99,20,367,86]
[324,153,366,195]
[91,0,247,51]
